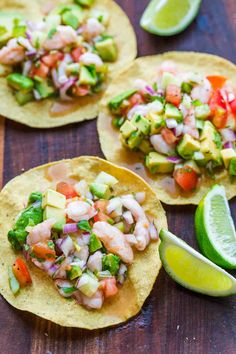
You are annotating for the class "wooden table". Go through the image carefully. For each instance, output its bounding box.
[0,1,236,353]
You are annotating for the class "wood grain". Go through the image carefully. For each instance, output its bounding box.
[0,1,236,354]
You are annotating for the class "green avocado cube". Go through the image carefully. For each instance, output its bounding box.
[89,233,102,253]
[145,152,174,174]
[200,121,222,164]
[229,157,236,176]
[120,120,137,138]
[102,253,120,275]
[165,103,183,122]
[67,264,82,280]
[80,66,97,86]
[15,91,34,106]
[147,112,164,134]
[114,221,125,232]
[95,171,118,187]
[77,273,99,297]
[62,11,80,29]
[177,134,200,160]
[7,73,34,93]
[90,183,111,199]
[75,0,94,7]
[35,80,54,99]
[108,89,137,113]
[43,205,66,224]
[195,104,211,119]
[95,38,117,62]
[127,130,143,149]
[131,115,151,135]
[161,72,176,89]
[181,82,193,94]
[139,139,153,154]
[42,189,66,209]
[221,148,236,169]
[183,160,201,174]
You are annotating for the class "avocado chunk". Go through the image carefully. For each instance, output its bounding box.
[120,120,137,138]
[43,205,66,225]
[67,264,82,280]
[80,65,97,86]
[95,171,118,187]
[62,11,80,29]
[131,115,150,135]
[165,103,183,122]
[183,160,201,174]
[75,0,94,7]
[200,121,222,166]
[35,80,54,99]
[177,134,200,160]
[139,139,153,154]
[221,148,236,169]
[229,157,236,176]
[89,233,102,253]
[77,273,99,297]
[15,91,34,105]
[7,73,34,93]
[195,104,211,119]
[114,221,125,232]
[161,72,176,89]
[95,38,117,62]
[147,112,164,134]
[0,13,24,47]
[102,253,120,275]
[108,89,137,114]
[77,220,92,232]
[146,152,174,174]
[127,130,143,149]
[181,82,193,94]
[90,183,111,199]
[42,189,66,209]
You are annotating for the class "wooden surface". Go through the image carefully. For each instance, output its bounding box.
[0,1,236,353]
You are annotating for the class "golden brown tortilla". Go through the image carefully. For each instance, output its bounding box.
[97,52,236,205]
[0,0,137,128]
[0,156,166,329]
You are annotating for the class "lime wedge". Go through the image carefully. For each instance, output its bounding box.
[140,0,202,36]
[159,229,236,296]
[195,185,236,269]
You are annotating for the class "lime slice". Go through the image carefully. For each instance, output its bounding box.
[140,0,202,36]
[159,229,236,296]
[195,185,236,269]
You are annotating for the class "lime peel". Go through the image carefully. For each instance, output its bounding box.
[140,0,202,36]
[159,229,236,297]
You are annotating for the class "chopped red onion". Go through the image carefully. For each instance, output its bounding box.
[223,141,234,149]
[220,128,236,142]
[60,236,75,256]
[173,123,184,137]
[145,85,155,95]
[60,77,77,101]
[149,222,159,240]
[63,223,78,234]
[25,30,32,40]
[22,60,32,76]
[54,280,75,298]
[167,156,183,164]
[51,68,60,88]
[166,118,178,129]
[47,263,59,277]
[26,50,37,57]
[82,233,91,245]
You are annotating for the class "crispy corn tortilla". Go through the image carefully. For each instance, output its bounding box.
[0,0,137,128]
[0,156,166,329]
[98,52,236,205]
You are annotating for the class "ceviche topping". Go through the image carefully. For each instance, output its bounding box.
[108,62,236,193]
[0,0,117,106]
[8,170,158,309]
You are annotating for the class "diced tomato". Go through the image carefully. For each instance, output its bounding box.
[12,258,32,286]
[229,98,236,115]
[42,52,64,68]
[128,93,145,108]
[30,61,49,79]
[32,242,56,262]
[166,84,181,106]
[94,212,111,223]
[209,89,227,112]
[161,128,177,144]
[174,166,198,192]
[66,216,75,223]
[209,89,227,128]
[94,200,108,213]
[73,85,90,97]
[207,76,227,91]
[100,277,118,298]
[56,182,77,199]
[212,107,227,129]
[71,47,85,62]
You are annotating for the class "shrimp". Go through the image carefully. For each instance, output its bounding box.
[66,200,97,222]
[83,18,105,39]
[27,219,55,246]
[43,25,77,50]
[92,221,134,264]
[0,38,25,65]
[191,78,212,104]
[121,197,150,251]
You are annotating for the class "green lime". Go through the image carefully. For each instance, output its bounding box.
[195,185,236,269]
[159,229,236,297]
[140,0,202,36]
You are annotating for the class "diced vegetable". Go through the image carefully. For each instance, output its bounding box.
[89,233,102,253]
[102,253,120,275]
[7,73,34,93]
[12,257,32,286]
[77,220,92,232]
[95,171,118,187]
[77,273,99,297]
[100,277,118,298]
[56,182,77,199]
[174,166,198,191]
[206,76,227,90]
[8,266,20,295]
[31,241,56,261]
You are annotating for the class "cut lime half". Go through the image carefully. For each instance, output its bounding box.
[159,229,236,297]
[140,0,202,36]
[195,185,236,269]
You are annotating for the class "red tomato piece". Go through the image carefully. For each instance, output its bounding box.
[12,257,32,286]
[209,89,227,112]
[166,84,181,106]
[209,89,227,128]
[229,98,236,115]
[56,182,77,199]
[174,166,198,192]
[73,85,90,97]
[161,128,177,144]
[207,76,227,91]
[128,93,145,108]
[212,107,227,129]
[32,242,56,262]
[71,47,85,62]
[94,200,108,213]
[94,212,111,223]
[42,52,64,68]
[31,61,49,79]
[100,277,118,298]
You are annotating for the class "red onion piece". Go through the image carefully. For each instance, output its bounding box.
[220,128,236,142]
[223,141,234,149]
[166,118,178,129]
[60,236,75,256]
[167,156,183,164]
[63,223,78,234]
[51,68,60,89]
[145,85,155,95]
[59,78,77,101]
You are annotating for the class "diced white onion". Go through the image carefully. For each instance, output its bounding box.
[134,192,146,204]
[166,118,178,129]
[122,210,134,224]
[150,134,175,155]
